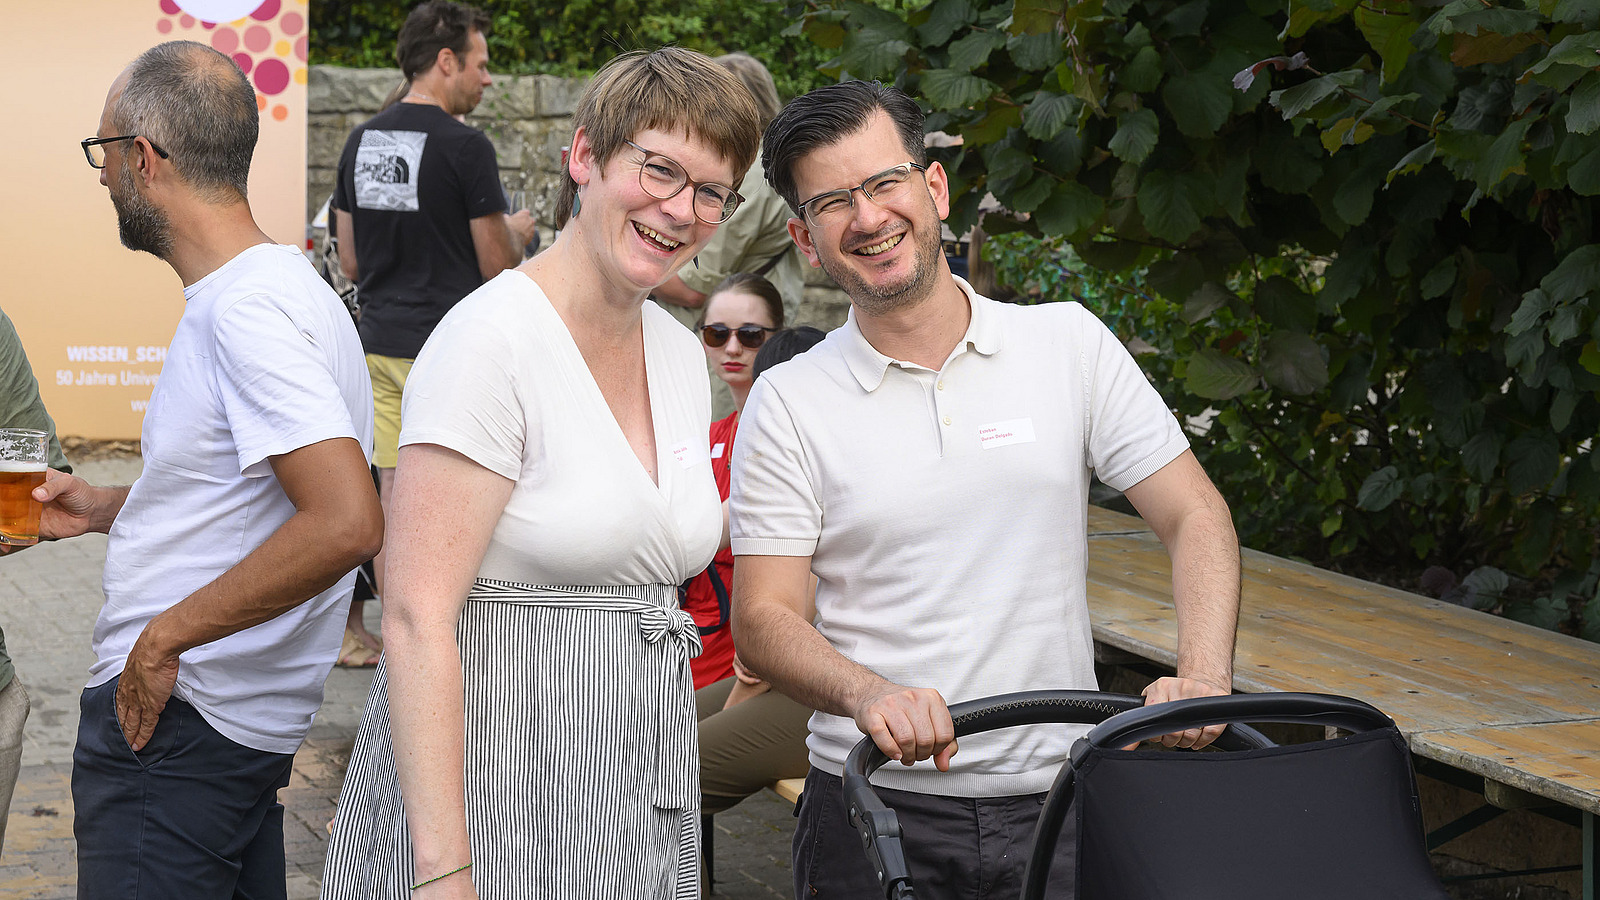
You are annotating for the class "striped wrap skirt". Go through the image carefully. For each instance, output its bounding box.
[319,581,703,899]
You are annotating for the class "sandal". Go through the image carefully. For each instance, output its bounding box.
[335,627,380,668]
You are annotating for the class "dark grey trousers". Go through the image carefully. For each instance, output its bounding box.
[793,767,1078,899]
[72,677,294,900]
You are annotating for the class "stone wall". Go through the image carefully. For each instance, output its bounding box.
[305,65,849,329]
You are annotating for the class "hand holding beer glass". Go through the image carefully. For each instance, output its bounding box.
[0,428,48,546]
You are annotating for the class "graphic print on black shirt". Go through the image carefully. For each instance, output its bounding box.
[355,131,427,212]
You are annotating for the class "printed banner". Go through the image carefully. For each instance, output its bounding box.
[1,0,310,439]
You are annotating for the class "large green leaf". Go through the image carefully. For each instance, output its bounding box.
[1357,466,1404,511]
[1356,0,1421,83]
[1270,70,1363,119]
[1007,33,1063,71]
[1256,132,1324,192]
[947,29,1007,73]
[1462,431,1502,481]
[1525,32,1600,76]
[1006,172,1056,213]
[1551,0,1600,27]
[1539,244,1600,303]
[1568,145,1600,195]
[1107,108,1159,164]
[1146,255,1206,303]
[917,0,977,46]
[1184,282,1238,323]
[1427,2,1542,36]
[1507,432,1561,492]
[1387,139,1437,183]
[921,68,998,109]
[1477,118,1533,192]
[1163,71,1235,138]
[840,32,911,79]
[1121,46,1163,93]
[1185,349,1259,400]
[1255,276,1318,332]
[1024,91,1078,140]
[1420,255,1457,299]
[1507,288,1552,336]
[1261,330,1331,395]
[1033,181,1104,236]
[1569,73,1600,136]
[1137,170,1204,244]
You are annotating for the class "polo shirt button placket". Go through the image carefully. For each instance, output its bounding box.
[943,415,952,426]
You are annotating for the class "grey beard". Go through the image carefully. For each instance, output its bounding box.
[113,163,173,260]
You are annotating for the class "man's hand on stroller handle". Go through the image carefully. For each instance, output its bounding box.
[1135,676,1231,749]
[853,684,959,771]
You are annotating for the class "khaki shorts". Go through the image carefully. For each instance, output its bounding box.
[365,354,414,469]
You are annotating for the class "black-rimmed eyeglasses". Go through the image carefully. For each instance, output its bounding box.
[625,140,745,225]
[798,163,927,227]
[81,136,170,169]
[700,323,778,349]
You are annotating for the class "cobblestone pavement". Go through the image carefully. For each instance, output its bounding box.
[0,455,794,899]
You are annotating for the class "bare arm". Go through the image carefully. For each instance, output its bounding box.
[118,437,383,748]
[1121,448,1241,748]
[733,554,956,768]
[469,211,537,280]
[651,274,707,309]
[335,209,359,283]
[382,442,514,894]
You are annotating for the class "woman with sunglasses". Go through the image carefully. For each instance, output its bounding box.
[682,273,783,691]
[321,48,761,900]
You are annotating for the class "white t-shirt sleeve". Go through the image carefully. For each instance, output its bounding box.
[212,292,360,478]
[1078,305,1190,491]
[730,376,822,557]
[399,312,526,481]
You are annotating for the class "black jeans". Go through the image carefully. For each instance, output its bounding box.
[72,677,295,900]
[793,767,1078,899]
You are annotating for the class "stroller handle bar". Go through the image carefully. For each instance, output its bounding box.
[1079,691,1395,753]
[841,690,1274,900]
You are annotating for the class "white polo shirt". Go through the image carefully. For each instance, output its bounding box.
[730,277,1188,796]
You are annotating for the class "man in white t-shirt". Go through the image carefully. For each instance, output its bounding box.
[730,81,1242,897]
[38,42,381,897]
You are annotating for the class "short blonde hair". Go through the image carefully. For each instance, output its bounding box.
[557,48,762,229]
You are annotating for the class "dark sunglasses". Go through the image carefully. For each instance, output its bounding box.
[701,323,777,349]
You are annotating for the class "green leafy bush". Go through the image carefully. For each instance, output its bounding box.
[311,0,832,99]
[798,0,1600,639]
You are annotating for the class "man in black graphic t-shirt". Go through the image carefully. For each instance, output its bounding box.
[331,0,536,659]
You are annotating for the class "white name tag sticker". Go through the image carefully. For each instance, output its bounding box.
[978,417,1036,450]
[671,440,710,469]
[710,442,726,459]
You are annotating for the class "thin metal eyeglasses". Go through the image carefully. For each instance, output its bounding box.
[624,140,745,225]
[81,135,170,169]
[797,163,927,227]
[700,323,778,349]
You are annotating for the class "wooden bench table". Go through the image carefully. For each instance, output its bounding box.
[1085,506,1600,897]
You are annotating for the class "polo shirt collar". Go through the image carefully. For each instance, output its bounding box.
[839,275,1003,392]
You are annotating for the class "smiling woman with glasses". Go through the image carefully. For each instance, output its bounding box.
[320,47,763,900]
[80,135,169,169]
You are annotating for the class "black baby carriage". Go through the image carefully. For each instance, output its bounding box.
[843,690,1452,900]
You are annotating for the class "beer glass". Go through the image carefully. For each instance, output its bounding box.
[0,428,48,546]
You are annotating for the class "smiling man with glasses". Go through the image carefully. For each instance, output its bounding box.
[729,80,1244,898]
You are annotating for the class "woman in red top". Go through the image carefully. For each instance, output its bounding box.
[682,273,783,688]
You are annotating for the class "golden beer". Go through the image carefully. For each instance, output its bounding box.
[0,462,45,545]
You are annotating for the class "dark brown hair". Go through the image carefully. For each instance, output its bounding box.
[762,81,926,213]
[702,273,785,330]
[395,1,491,81]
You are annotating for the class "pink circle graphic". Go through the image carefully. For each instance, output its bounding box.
[251,0,281,20]
[232,52,254,74]
[294,35,308,61]
[202,20,216,29]
[254,58,290,95]
[280,12,303,34]
[160,0,180,13]
[211,27,238,53]
[157,18,174,33]
[179,14,195,27]
[243,25,271,52]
